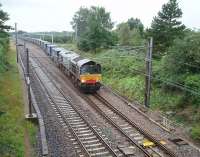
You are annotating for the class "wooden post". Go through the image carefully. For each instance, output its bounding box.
[144,37,153,108]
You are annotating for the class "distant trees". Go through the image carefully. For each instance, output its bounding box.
[71,6,116,51]
[127,18,144,36]
[71,7,90,40]
[147,0,185,54]
[117,23,131,45]
[116,18,144,46]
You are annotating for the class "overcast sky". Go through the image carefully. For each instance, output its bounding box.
[1,0,200,32]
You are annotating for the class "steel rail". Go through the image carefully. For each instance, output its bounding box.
[94,93,177,157]
[102,84,172,132]
[29,43,152,157]
[84,95,152,157]
[32,54,119,157]
[32,64,91,157]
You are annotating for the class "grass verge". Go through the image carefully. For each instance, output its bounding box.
[0,42,37,157]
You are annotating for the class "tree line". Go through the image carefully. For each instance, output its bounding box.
[0,3,11,72]
[71,0,186,54]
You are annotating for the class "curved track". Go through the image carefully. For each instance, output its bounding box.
[26,41,176,157]
[29,43,154,157]
[31,57,119,157]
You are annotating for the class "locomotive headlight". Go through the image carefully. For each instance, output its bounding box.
[81,79,86,83]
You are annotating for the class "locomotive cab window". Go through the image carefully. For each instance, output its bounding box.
[80,63,101,74]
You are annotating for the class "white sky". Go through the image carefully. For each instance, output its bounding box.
[1,0,200,32]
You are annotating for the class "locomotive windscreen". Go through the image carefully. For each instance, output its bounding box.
[80,64,101,74]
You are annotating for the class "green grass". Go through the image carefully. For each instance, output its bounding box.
[59,43,200,142]
[0,42,37,157]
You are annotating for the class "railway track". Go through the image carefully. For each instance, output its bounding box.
[29,44,154,157]
[30,58,121,157]
[26,41,176,157]
[101,85,172,133]
[84,93,177,157]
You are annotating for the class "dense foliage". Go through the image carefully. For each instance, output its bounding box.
[71,6,116,51]
[127,18,144,36]
[0,3,11,72]
[0,4,11,33]
[159,32,200,107]
[147,0,185,55]
[116,21,144,46]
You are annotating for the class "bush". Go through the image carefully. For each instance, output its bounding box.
[183,75,200,107]
[190,125,200,141]
[77,38,90,51]
[162,32,200,77]
[0,37,9,72]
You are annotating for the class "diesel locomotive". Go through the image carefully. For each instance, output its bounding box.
[24,37,102,92]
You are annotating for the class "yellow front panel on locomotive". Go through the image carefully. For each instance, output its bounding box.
[80,74,102,83]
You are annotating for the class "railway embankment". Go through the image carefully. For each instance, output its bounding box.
[0,42,37,157]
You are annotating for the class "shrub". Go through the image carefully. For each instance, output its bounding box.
[183,75,200,107]
[190,125,200,141]
[0,37,9,72]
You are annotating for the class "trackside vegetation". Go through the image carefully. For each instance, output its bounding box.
[0,3,37,156]
[0,42,37,156]
[62,0,200,142]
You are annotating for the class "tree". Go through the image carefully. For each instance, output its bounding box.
[127,18,144,36]
[0,3,11,36]
[159,31,200,106]
[71,7,90,41]
[71,6,115,51]
[117,23,131,45]
[116,19,145,46]
[148,0,185,54]
[0,3,11,72]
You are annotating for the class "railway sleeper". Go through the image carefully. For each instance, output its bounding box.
[82,139,100,144]
[80,136,96,140]
[77,132,94,137]
[90,151,111,157]
[87,146,107,152]
[85,143,103,148]
[70,121,85,126]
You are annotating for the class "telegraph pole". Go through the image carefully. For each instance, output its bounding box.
[144,37,153,108]
[15,23,18,63]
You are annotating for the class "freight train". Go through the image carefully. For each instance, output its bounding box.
[23,37,102,92]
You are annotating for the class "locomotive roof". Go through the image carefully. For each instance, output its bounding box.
[47,44,56,47]
[60,51,79,58]
[52,47,65,52]
[44,42,51,45]
[77,58,94,67]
